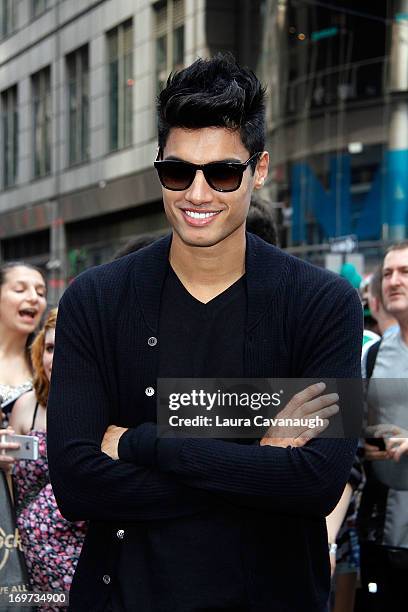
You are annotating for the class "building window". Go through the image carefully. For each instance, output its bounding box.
[0,0,16,38]
[32,0,49,18]
[32,67,51,178]
[107,19,133,152]
[67,45,89,166]
[154,0,184,94]
[1,85,18,189]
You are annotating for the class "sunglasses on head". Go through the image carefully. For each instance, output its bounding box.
[154,151,262,192]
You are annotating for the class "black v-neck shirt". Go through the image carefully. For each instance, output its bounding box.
[158,266,247,379]
[110,268,248,611]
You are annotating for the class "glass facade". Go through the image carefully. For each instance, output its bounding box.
[258,0,408,257]
[32,66,51,178]
[32,0,49,19]
[67,45,90,166]
[107,19,134,152]
[154,0,184,94]
[1,85,18,188]
[0,0,16,38]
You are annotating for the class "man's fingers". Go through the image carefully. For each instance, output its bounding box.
[289,404,338,440]
[372,424,403,438]
[300,393,339,416]
[313,403,339,421]
[364,443,389,460]
[294,419,330,446]
[287,383,327,412]
[387,438,408,462]
[393,446,408,462]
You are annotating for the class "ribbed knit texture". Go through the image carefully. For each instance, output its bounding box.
[47,233,363,612]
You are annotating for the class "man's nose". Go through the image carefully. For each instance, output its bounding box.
[185,170,213,205]
[389,271,401,286]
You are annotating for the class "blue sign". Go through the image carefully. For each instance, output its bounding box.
[291,149,408,243]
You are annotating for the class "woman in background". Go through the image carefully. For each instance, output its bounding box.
[0,309,87,599]
[0,262,47,418]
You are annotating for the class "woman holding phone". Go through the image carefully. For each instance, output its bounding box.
[0,309,87,601]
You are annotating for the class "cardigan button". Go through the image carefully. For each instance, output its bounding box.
[116,529,125,540]
[145,387,155,397]
[148,336,158,347]
[103,574,111,585]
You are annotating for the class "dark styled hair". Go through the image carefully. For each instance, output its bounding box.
[246,197,278,245]
[157,53,266,167]
[113,232,162,259]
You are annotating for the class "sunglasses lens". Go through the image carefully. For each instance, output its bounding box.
[206,165,242,192]
[157,162,194,190]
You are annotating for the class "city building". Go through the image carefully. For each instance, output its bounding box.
[2,0,406,297]
[0,0,261,302]
[259,0,408,269]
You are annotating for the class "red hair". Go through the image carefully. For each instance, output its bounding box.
[30,308,57,407]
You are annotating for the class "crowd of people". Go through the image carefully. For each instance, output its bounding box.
[2,233,408,612]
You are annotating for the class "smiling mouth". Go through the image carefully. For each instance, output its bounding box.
[183,210,221,219]
[19,308,38,319]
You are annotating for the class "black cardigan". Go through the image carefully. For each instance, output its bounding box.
[47,233,362,611]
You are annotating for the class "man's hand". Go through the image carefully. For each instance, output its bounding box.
[371,424,408,463]
[101,425,128,460]
[260,382,339,448]
[387,437,408,462]
[363,441,389,461]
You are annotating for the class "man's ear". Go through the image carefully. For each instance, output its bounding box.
[369,296,380,316]
[254,151,269,190]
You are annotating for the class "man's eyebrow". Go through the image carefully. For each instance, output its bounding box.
[163,155,242,163]
[383,265,408,272]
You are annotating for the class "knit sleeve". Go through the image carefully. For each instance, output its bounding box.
[47,277,209,522]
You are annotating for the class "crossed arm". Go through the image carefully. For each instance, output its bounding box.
[47,279,361,523]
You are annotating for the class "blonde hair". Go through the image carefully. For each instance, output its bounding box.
[30,308,57,407]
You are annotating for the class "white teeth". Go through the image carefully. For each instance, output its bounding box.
[185,210,219,219]
[19,309,36,317]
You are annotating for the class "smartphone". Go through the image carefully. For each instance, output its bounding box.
[0,433,39,460]
[366,437,386,451]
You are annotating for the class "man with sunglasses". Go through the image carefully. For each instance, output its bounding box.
[48,54,362,611]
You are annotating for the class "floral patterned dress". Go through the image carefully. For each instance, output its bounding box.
[13,428,87,609]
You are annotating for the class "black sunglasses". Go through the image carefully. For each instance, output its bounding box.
[154,151,262,192]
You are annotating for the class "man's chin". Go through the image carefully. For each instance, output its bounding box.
[182,237,224,248]
[173,225,244,249]
[386,300,407,314]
